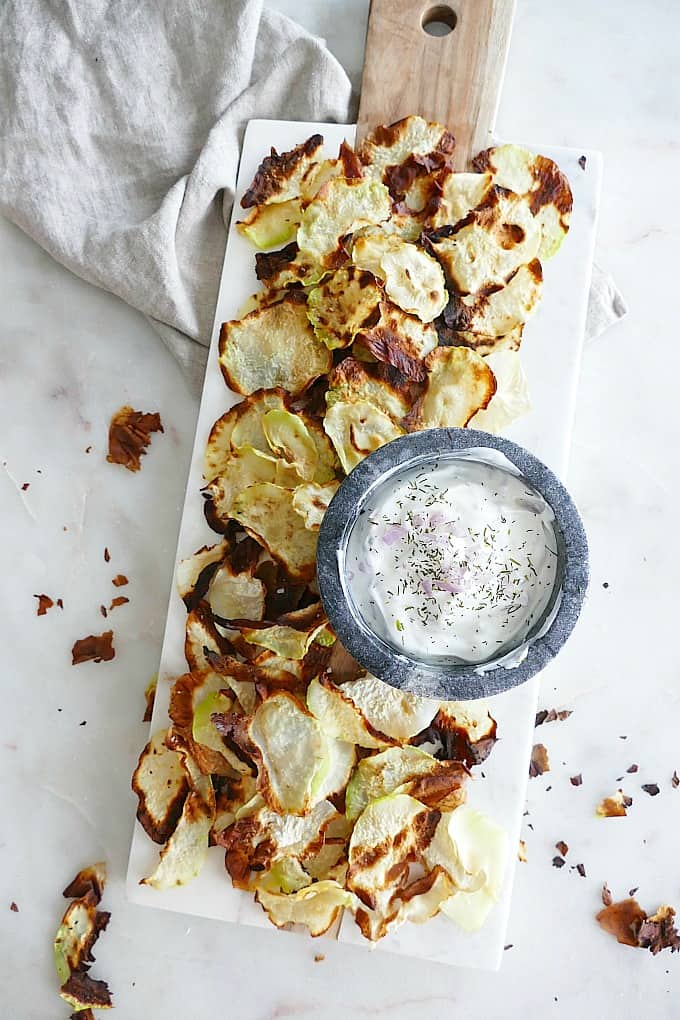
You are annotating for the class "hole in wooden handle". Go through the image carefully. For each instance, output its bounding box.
[422,4,457,36]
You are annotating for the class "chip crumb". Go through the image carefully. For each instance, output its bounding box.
[70,1011,95,1020]
[109,596,129,610]
[71,631,115,665]
[100,605,108,618]
[79,721,87,727]
[529,743,550,777]
[112,574,128,587]
[575,863,586,878]
[602,581,609,588]
[34,593,54,616]
[21,482,29,491]
[596,897,646,946]
[637,906,680,955]
[104,547,111,562]
[570,773,583,786]
[107,405,164,473]
[10,901,18,912]
[85,445,93,454]
[629,887,639,897]
[672,771,679,789]
[555,840,568,857]
[56,598,64,609]
[579,155,587,170]
[602,883,613,907]
[504,943,513,950]
[313,953,326,963]
[552,856,565,869]
[641,784,660,797]
[596,790,632,817]
[518,839,527,863]
[626,764,639,773]
[535,708,572,727]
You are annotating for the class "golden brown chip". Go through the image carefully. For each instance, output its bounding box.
[106,405,164,473]
[355,301,437,381]
[307,266,383,349]
[426,170,494,229]
[297,177,392,264]
[352,233,447,323]
[325,357,412,421]
[324,399,404,475]
[255,242,329,290]
[175,539,229,607]
[292,480,340,530]
[228,389,291,456]
[203,447,278,528]
[472,144,573,259]
[358,115,455,180]
[404,346,496,431]
[184,603,235,673]
[231,482,318,582]
[219,297,332,396]
[443,259,543,337]
[132,730,189,845]
[206,561,266,622]
[241,134,324,208]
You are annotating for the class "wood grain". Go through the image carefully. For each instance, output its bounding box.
[357,0,516,168]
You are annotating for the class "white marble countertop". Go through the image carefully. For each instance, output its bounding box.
[1,1,679,1017]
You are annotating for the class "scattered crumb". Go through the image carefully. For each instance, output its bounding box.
[598,896,680,954]
[518,840,527,863]
[535,708,572,727]
[71,631,115,665]
[597,897,646,946]
[104,548,111,563]
[575,863,586,878]
[313,953,325,963]
[602,883,613,907]
[552,857,565,869]
[56,598,64,609]
[641,784,660,797]
[34,594,55,616]
[504,943,513,950]
[107,405,164,473]
[579,155,587,169]
[626,764,639,773]
[112,574,128,587]
[21,482,29,491]
[672,771,679,790]
[100,605,108,618]
[555,840,569,857]
[570,773,583,786]
[629,887,639,897]
[602,581,609,588]
[596,790,632,817]
[619,735,628,740]
[109,596,129,610]
[79,721,87,727]
[529,743,550,778]
[10,902,18,912]
[85,446,93,454]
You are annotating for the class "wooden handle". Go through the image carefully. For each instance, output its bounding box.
[357,0,516,168]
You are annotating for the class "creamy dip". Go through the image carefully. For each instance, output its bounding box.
[344,457,558,664]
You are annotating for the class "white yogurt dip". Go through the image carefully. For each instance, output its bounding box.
[345,457,558,664]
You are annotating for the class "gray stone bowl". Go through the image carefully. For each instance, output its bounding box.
[316,428,589,701]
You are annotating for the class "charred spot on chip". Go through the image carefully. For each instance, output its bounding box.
[241,134,324,208]
[106,405,163,473]
[71,631,115,665]
[413,702,497,768]
[529,743,550,777]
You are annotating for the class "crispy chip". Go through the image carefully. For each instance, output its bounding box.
[405,346,496,430]
[140,784,214,889]
[54,896,110,985]
[292,480,339,530]
[60,971,113,1012]
[184,603,235,674]
[345,745,468,821]
[472,144,573,259]
[355,301,438,380]
[132,730,190,844]
[260,407,337,483]
[443,259,543,337]
[438,323,524,357]
[237,198,302,249]
[307,266,383,349]
[325,357,411,421]
[256,880,358,936]
[425,191,540,295]
[206,560,266,622]
[219,297,332,396]
[468,350,531,433]
[204,389,289,481]
[297,177,392,263]
[323,399,403,475]
[231,482,318,582]
[341,674,440,740]
[240,619,328,660]
[307,675,395,749]
[358,116,455,179]
[241,134,324,208]
[427,171,494,229]
[417,700,498,767]
[255,241,329,290]
[175,539,229,607]
[203,447,279,529]
[352,233,447,322]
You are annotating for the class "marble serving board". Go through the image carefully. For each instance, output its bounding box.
[127,119,601,970]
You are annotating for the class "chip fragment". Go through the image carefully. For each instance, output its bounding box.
[219,297,332,396]
[106,405,163,472]
[241,134,324,208]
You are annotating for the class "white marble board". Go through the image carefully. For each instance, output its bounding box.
[127,119,601,970]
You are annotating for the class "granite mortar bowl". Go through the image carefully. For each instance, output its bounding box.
[316,428,589,701]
